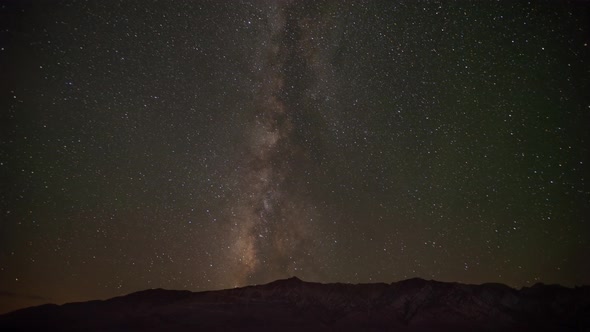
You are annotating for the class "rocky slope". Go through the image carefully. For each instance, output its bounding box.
[0,277,588,331]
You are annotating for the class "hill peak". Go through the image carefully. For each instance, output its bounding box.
[266,276,305,286]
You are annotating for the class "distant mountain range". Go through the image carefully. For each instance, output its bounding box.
[1,277,588,331]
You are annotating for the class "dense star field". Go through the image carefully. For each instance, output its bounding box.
[1,0,589,314]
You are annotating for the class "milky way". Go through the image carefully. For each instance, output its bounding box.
[226,1,322,285]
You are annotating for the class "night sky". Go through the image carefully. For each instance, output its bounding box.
[1,0,589,314]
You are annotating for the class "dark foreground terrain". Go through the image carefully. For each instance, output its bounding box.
[1,277,588,331]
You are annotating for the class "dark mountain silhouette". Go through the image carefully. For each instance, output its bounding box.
[0,277,588,331]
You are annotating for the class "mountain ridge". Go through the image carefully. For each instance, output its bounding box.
[1,277,589,331]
